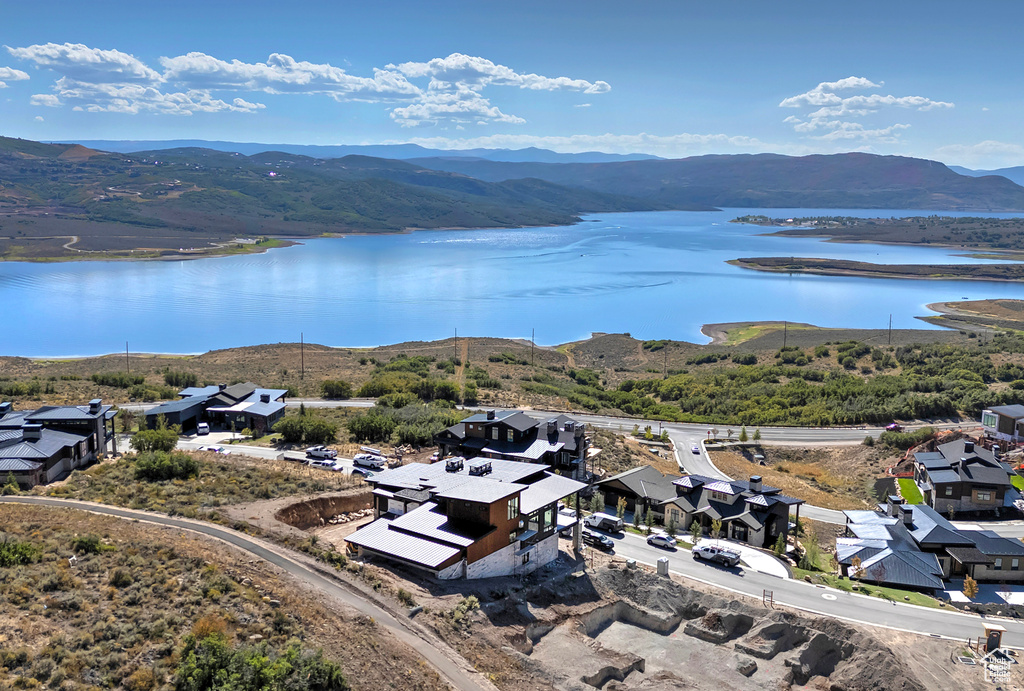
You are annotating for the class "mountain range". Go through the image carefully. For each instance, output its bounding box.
[3,135,1024,259]
[63,140,660,164]
[948,165,1024,187]
[407,152,1024,212]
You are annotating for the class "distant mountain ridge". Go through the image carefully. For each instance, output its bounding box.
[409,152,1024,212]
[62,139,661,163]
[949,165,1024,187]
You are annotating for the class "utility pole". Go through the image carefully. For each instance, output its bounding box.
[888,314,892,346]
[125,341,130,375]
[300,332,304,380]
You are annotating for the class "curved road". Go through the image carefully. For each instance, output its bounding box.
[0,496,489,691]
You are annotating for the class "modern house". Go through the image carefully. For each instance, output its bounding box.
[839,497,1024,590]
[595,465,680,518]
[662,474,804,549]
[434,410,591,480]
[144,383,287,434]
[346,457,586,580]
[913,439,1017,515]
[594,465,804,550]
[0,399,116,488]
[981,405,1024,443]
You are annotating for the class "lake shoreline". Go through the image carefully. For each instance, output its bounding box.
[729,257,1024,282]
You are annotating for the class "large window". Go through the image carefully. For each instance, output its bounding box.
[543,508,554,531]
[995,558,1003,570]
[944,486,953,496]
[507,495,519,521]
[977,491,992,502]
[492,427,499,440]
[507,429,514,442]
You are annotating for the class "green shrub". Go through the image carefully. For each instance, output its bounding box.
[0,539,38,567]
[134,451,199,481]
[130,428,179,453]
[163,370,199,388]
[91,372,145,388]
[321,380,353,399]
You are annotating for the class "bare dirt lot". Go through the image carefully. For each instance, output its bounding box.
[708,443,897,510]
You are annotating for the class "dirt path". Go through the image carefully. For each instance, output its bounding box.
[0,496,494,691]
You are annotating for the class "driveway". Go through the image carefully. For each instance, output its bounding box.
[694,538,791,579]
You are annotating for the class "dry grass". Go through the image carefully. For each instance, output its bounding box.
[590,428,678,477]
[36,451,362,520]
[0,503,446,691]
[708,444,890,510]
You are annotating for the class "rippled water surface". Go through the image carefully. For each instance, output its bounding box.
[5,209,1024,356]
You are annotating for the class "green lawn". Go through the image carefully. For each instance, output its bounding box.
[1012,474,1024,492]
[897,477,924,504]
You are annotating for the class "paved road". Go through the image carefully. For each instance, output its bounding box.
[601,529,1024,646]
[0,496,488,691]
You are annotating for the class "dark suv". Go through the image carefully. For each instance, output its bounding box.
[582,530,614,552]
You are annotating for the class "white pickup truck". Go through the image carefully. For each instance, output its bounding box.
[691,543,741,567]
[305,445,338,460]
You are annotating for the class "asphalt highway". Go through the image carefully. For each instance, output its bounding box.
[0,496,488,691]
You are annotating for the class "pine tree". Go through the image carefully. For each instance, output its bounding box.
[773,533,786,557]
[690,518,702,544]
[739,426,748,442]
[644,507,654,534]
[753,428,761,441]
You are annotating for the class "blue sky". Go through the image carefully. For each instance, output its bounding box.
[2,0,1022,168]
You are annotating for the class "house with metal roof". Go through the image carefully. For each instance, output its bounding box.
[434,410,590,479]
[661,473,804,549]
[346,458,586,580]
[839,498,1024,591]
[0,399,116,488]
[144,383,287,434]
[981,405,1024,442]
[594,465,680,517]
[913,439,1017,515]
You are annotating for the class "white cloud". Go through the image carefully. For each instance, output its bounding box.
[30,93,61,107]
[7,44,608,125]
[7,43,161,84]
[574,103,591,108]
[934,140,1024,169]
[34,115,43,122]
[391,53,609,94]
[390,87,524,127]
[0,65,29,88]
[780,77,952,144]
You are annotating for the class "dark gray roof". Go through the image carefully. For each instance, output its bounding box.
[597,465,681,500]
[27,404,112,421]
[946,546,993,565]
[520,473,586,515]
[962,530,1024,557]
[989,404,1024,419]
[0,458,43,472]
[904,504,976,546]
[915,440,1010,489]
[0,428,89,460]
[146,395,209,416]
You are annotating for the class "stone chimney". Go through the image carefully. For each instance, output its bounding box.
[749,475,763,493]
[22,423,42,441]
[900,505,914,527]
[887,495,904,517]
[219,383,227,391]
[546,418,557,434]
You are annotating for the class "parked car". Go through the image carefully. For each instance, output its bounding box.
[351,467,375,479]
[196,422,210,435]
[582,530,614,552]
[584,512,624,532]
[691,445,700,454]
[691,543,741,567]
[309,459,336,469]
[306,445,338,460]
[429,452,440,462]
[646,533,677,550]
[353,453,386,469]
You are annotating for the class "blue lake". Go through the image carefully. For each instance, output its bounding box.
[5,208,1024,357]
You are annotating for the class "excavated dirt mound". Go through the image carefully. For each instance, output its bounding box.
[498,565,928,691]
[273,488,372,530]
